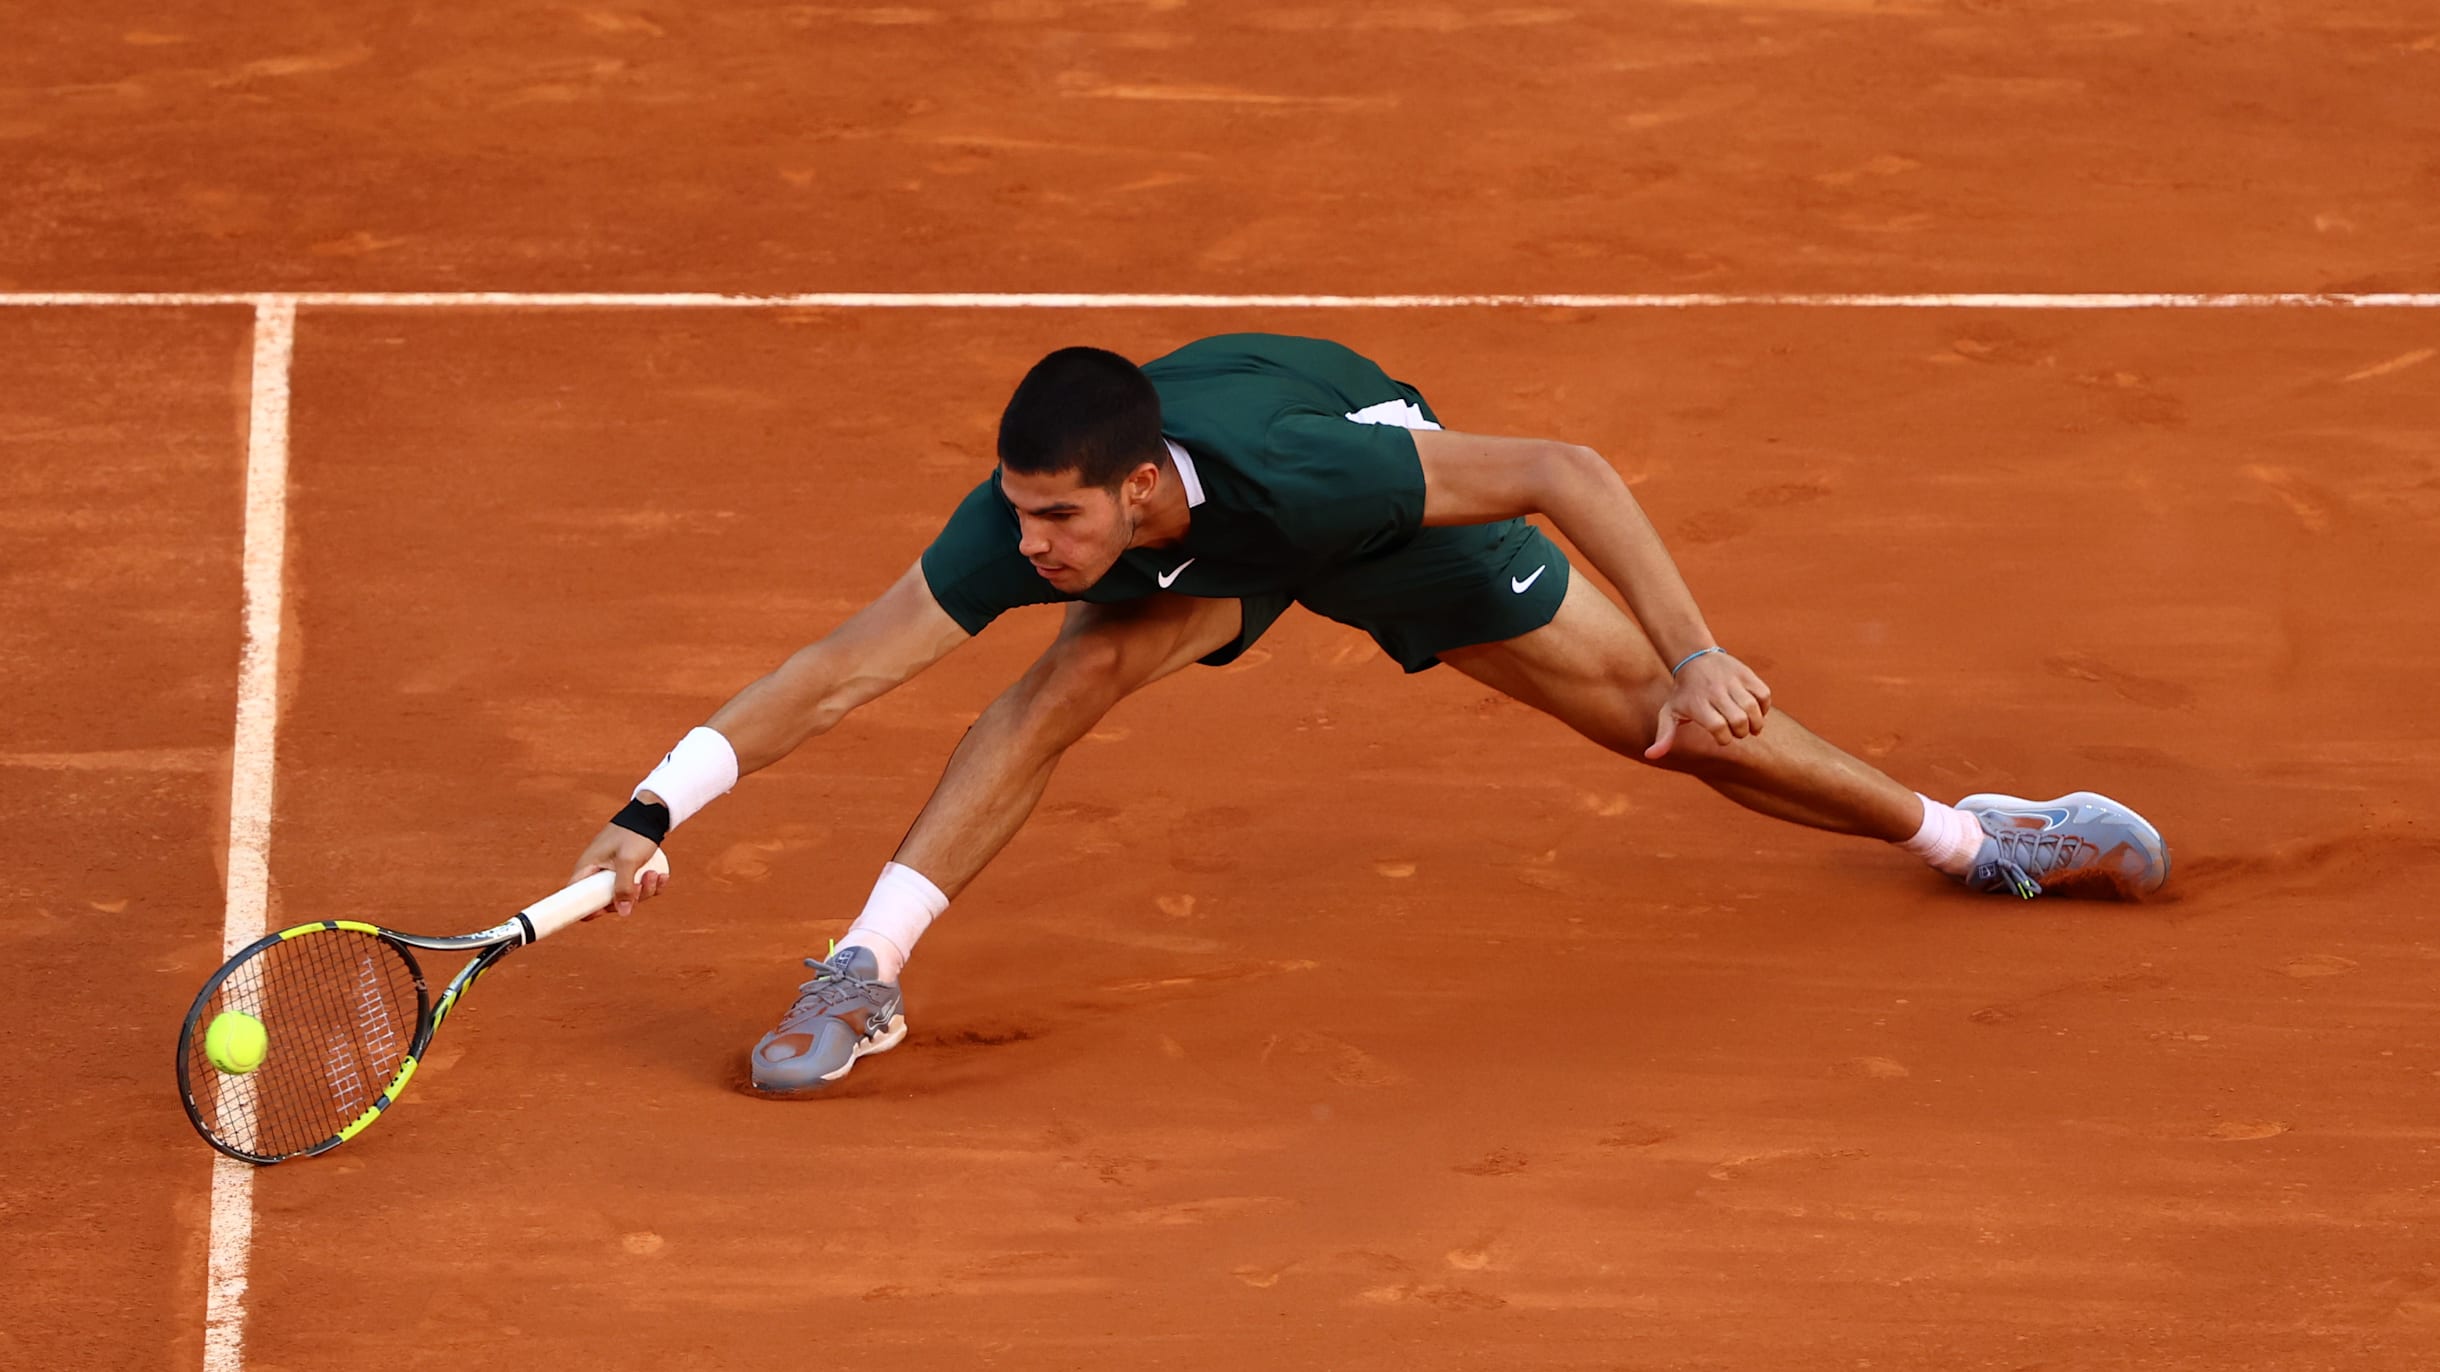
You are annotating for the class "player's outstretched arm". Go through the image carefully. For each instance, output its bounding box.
[1410,428,1770,758]
[704,560,971,771]
[568,560,970,910]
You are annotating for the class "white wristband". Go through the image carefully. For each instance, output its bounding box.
[635,726,740,830]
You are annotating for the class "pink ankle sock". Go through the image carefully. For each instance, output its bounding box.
[837,862,948,982]
[1898,794,1984,877]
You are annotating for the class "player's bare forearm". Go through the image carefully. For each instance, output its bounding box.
[579,565,964,905]
[1529,448,1718,661]
[702,644,875,774]
[1415,429,1773,753]
[699,561,969,777]
[1414,431,1714,661]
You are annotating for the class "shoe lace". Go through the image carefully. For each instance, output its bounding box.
[1986,826,2098,898]
[783,953,881,1018]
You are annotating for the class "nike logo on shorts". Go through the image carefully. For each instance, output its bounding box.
[1510,565,1547,594]
[1158,558,1196,588]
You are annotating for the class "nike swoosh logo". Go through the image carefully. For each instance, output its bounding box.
[1510,565,1547,594]
[1157,558,1196,589]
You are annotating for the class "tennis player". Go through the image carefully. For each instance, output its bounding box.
[569,334,2170,1094]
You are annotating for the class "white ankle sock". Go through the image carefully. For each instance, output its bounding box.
[1898,794,1985,877]
[837,862,948,982]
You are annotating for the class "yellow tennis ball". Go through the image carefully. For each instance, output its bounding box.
[205,1011,268,1075]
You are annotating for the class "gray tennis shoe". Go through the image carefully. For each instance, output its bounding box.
[1956,790,2171,899]
[749,945,907,1094]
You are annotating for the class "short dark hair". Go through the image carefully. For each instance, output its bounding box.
[997,346,1164,489]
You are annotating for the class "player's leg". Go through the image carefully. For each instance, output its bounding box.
[1305,516,2165,899]
[1441,573,1922,838]
[892,593,1249,894]
[750,593,1250,1094]
[1438,572,2168,898]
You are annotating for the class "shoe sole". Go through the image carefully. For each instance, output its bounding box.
[1957,789,2171,895]
[748,1014,907,1098]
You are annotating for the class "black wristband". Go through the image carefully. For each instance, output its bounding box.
[609,797,672,845]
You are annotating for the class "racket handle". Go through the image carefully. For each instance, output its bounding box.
[522,849,672,943]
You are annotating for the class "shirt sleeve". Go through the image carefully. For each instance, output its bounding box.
[919,477,1064,635]
[1258,410,1430,562]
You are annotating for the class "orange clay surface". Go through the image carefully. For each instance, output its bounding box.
[7,5,2440,1372]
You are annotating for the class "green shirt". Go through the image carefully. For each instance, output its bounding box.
[921,334,1438,634]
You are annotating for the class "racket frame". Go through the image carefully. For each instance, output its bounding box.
[177,920,518,1164]
[175,853,666,1165]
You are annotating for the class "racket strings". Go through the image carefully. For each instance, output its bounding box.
[190,929,425,1159]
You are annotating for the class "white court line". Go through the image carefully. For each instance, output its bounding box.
[203,298,295,1372]
[0,290,2435,309]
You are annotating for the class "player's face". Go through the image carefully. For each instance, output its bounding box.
[1001,462,1158,593]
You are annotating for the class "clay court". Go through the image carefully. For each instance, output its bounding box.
[6,3,2439,1369]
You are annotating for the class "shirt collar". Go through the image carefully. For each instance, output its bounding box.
[1163,438,1206,508]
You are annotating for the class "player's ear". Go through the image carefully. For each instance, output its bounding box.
[1122,459,1161,505]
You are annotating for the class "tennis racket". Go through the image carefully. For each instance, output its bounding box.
[176,850,670,1165]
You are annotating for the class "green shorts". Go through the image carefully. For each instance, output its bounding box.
[1203,518,1571,673]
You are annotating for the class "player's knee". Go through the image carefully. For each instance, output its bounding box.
[1019,629,1132,729]
[1044,627,1129,692]
[1619,680,1681,768]
[1633,710,1753,778]
[1569,698,1668,762]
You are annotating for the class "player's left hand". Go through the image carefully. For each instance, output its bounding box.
[1644,652,1772,760]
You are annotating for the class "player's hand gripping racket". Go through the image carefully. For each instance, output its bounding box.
[175,851,670,1165]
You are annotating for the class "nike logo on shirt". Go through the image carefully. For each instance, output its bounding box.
[1158,558,1196,588]
[1510,565,1547,594]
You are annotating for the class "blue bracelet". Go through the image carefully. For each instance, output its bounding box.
[1670,646,1725,676]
